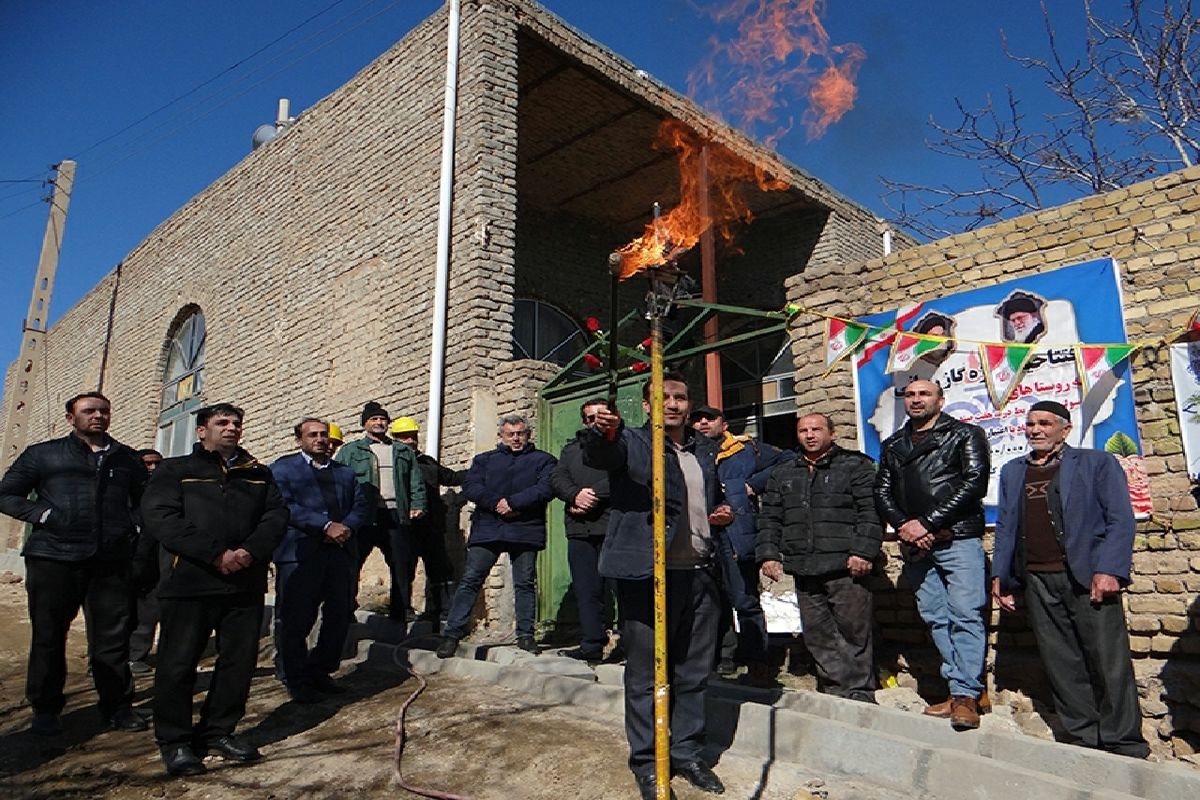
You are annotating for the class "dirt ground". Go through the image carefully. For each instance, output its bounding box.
[0,580,892,800]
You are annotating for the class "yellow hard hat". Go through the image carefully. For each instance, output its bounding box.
[327,422,344,443]
[389,416,419,435]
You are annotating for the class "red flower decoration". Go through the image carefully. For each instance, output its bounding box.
[585,317,602,333]
[582,353,603,370]
[631,361,649,373]
[639,337,652,350]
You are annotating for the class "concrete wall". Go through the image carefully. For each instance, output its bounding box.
[785,165,1200,757]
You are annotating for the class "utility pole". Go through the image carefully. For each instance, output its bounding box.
[1,160,75,550]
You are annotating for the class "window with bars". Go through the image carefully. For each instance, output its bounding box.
[155,309,206,457]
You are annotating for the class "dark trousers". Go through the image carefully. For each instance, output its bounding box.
[275,545,356,688]
[443,543,539,640]
[128,590,159,663]
[567,535,616,652]
[1024,571,1148,756]
[356,508,413,619]
[618,567,720,778]
[715,535,768,664]
[24,556,133,717]
[795,571,876,701]
[154,594,263,748]
[410,518,454,616]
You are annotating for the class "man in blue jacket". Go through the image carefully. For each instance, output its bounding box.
[271,418,369,703]
[691,404,791,682]
[437,414,556,656]
[588,373,733,800]
[992,400,1148,758]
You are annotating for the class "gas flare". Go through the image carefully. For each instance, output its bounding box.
[689,0,865,143]
[613,120,786,279]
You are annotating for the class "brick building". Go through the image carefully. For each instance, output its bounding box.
[786,165,1200,757]
[0,2,887,616]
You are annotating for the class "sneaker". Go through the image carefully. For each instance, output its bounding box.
[436,637,460,659]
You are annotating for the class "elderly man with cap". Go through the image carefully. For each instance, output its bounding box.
[389,416,466,627]
[334,402,426,622]
[691,404,791,682]
[992,400,1149,758]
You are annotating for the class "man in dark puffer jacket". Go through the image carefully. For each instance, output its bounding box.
[0,392,148,736]
[757,413,881,703]
[141,403,288,776]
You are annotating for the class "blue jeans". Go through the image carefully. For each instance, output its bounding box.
[443,543,539,640]
[715,534,768,664]
[903,537,986,698]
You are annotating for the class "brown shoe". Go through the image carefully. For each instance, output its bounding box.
[949,696,980,730]
[923,698,953,718]
[924,690,990,719]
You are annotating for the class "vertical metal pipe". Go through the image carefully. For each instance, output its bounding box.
[649,309,670,797]
[424,0,462,460]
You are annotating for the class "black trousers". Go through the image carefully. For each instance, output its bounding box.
[275,545,356,688]
[410,518,455,616]
[128,589,159,663]
[617,567,720,778]
[154,594,263,748]
[567,535,616,652]
[356,508,413,619]
[795,571,876,701]
[24,556,133,717]
[1024,571,1148,756]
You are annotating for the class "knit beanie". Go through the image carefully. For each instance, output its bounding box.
[361,401,390,425]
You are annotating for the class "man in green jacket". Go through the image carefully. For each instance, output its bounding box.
[335,401,427,621]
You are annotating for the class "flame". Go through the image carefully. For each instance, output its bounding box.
[614,120,786,279]
[688,0,865,143]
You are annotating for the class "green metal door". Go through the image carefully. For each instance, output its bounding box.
[535,383,645,641]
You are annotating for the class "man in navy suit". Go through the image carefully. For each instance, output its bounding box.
[271,418,369,703]
[992,400,1149,758]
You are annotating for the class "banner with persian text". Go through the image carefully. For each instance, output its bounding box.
[853,258,1150,521]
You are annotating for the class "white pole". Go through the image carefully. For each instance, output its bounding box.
[424,0,461,460]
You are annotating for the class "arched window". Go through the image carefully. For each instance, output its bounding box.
[156,309,206,456]
[512,298,586,366]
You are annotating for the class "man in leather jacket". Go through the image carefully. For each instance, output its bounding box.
[0,392,148,736]
[874,379,990,729]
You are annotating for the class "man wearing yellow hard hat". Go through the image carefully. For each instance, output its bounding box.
[388,417,466,629]
[326,423,344,457]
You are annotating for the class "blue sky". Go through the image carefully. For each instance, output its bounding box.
[0,0,1090,375]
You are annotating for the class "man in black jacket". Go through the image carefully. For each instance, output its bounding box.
[588,374,732,800]
[758,413,881,703]
[551,398,614,661]
[0,392,148,735]
[141,403,288,776]
[874,379,991,729]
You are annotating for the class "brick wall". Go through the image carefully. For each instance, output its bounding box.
[785,165,1200,757]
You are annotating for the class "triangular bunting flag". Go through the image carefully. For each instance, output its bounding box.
[856,302,922,368]
[1075,344,1137,394]
[822,318,870,375]
[886,332,948,373]
[980,342,1037,408]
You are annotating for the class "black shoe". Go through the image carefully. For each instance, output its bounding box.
[162,744,206,776]
[436,637,459,659]
[715,658,738,678]
[30,712,62,736]
[287,683,321,704]
[108,705,150,731]
[199,734,261,763]
[310,674,347,694]
[635,772,677,800]
[560,646,604,662]
[674,761,724,794]
[516,635,538,654]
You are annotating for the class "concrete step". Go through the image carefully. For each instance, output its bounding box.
[355,634,1200,800]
